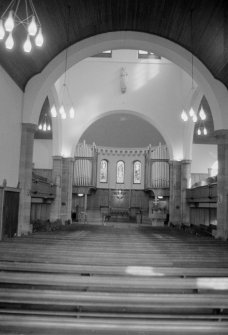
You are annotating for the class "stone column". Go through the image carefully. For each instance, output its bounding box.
[50,156,63,222]
[215,130,228,240]
[18,123,37,236]
[181,160,191,225]
[84,194,88,212]
[61,157,74,223]
[169,160,181,226]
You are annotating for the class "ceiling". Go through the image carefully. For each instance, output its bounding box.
[0,0,227,91]
[79,112,165,147]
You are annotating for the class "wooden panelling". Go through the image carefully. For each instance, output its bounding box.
[30,203,51,222]
[78,189,149,211]
[0,1,227,90]
[0,188,4,240]
[2,190,19,238]
[0,187,20,239]
[190,207,217,227]
[31,172,56,199]
[186,183,217,203]
[33,169,53,180]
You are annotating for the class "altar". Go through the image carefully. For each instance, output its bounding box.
[151,212,166,226]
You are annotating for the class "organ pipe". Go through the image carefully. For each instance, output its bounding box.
[74,142,169,189]
[74,141,96,187]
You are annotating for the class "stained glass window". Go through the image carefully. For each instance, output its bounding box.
[133,161,141,184]
[117,161,124,183]
[100,160,108,183]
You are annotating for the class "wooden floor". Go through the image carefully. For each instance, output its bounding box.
[0,223,228,334]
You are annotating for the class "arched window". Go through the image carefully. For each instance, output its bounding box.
[100,159,108,183]
[133,161,141,184]
[35,97,52,139]
[116,161,125,184]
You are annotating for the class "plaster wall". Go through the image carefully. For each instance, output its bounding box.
[0,66,23,187]
[55,50,193,160]
[96,147,145,189]
[33,139,53,169]
[191,144,217,174]
[24,31,226,140]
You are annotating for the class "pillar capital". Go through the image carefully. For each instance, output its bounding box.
[169,160,181,166]
[63,157,75,163]
[53,155,63,161]
[181,159,192,165]
[21,123,37,134]
[214,129,228,143]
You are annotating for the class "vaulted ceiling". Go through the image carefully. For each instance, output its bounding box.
[0,0,227,91]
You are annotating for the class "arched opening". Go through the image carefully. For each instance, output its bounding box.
[26,32,226,233]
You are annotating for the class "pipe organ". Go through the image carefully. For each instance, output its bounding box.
[145,143,169,189]
[74,141,169,190]
[74,141,97,187]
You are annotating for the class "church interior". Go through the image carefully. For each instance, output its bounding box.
[0,0,228,334]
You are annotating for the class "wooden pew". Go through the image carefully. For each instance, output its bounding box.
[0,314,228,334]
[1,271,228,293]
[0,224,228,334]
[1,261,228,276]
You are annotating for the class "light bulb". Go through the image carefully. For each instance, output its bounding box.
[199,107,206,120]
[43,123,47,131]
[203,127,207,135]
[69,107,75,119]
[50,106,57,117]
[35,27,44,47]
[192,114,197,123]
[189,107,195,117]
[0,19,5,40]
[61,112,66,120]
[28,16,37,36]
[23,34,32,53]
[47,124,51,131]
[181,110,188,122]
[59,105,65,115]
[4,10,14,32]
[197,128,201,135]
[38,124,42,130]
[5,32,14,49]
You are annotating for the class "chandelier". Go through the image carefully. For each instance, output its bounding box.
[196,105,207,135]
[37,98,52,133]
[180,9,207,135]
[0,0,44,52]
[38,113,51,132]
[51,5,75,120]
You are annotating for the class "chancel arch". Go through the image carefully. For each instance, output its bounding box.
[24,31,228,240]
[23,32,227,163]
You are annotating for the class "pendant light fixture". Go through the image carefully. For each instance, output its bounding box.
[0,0,44,52]
[180,9,207,135]
[181,9,196,123]
[38,113,51,132]
[196,104,208,136]
[52,5,75,120]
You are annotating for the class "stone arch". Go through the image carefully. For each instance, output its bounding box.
[23,31,226,132]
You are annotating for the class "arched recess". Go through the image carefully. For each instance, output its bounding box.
[71,109,173,160]
[23,31,226,131]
